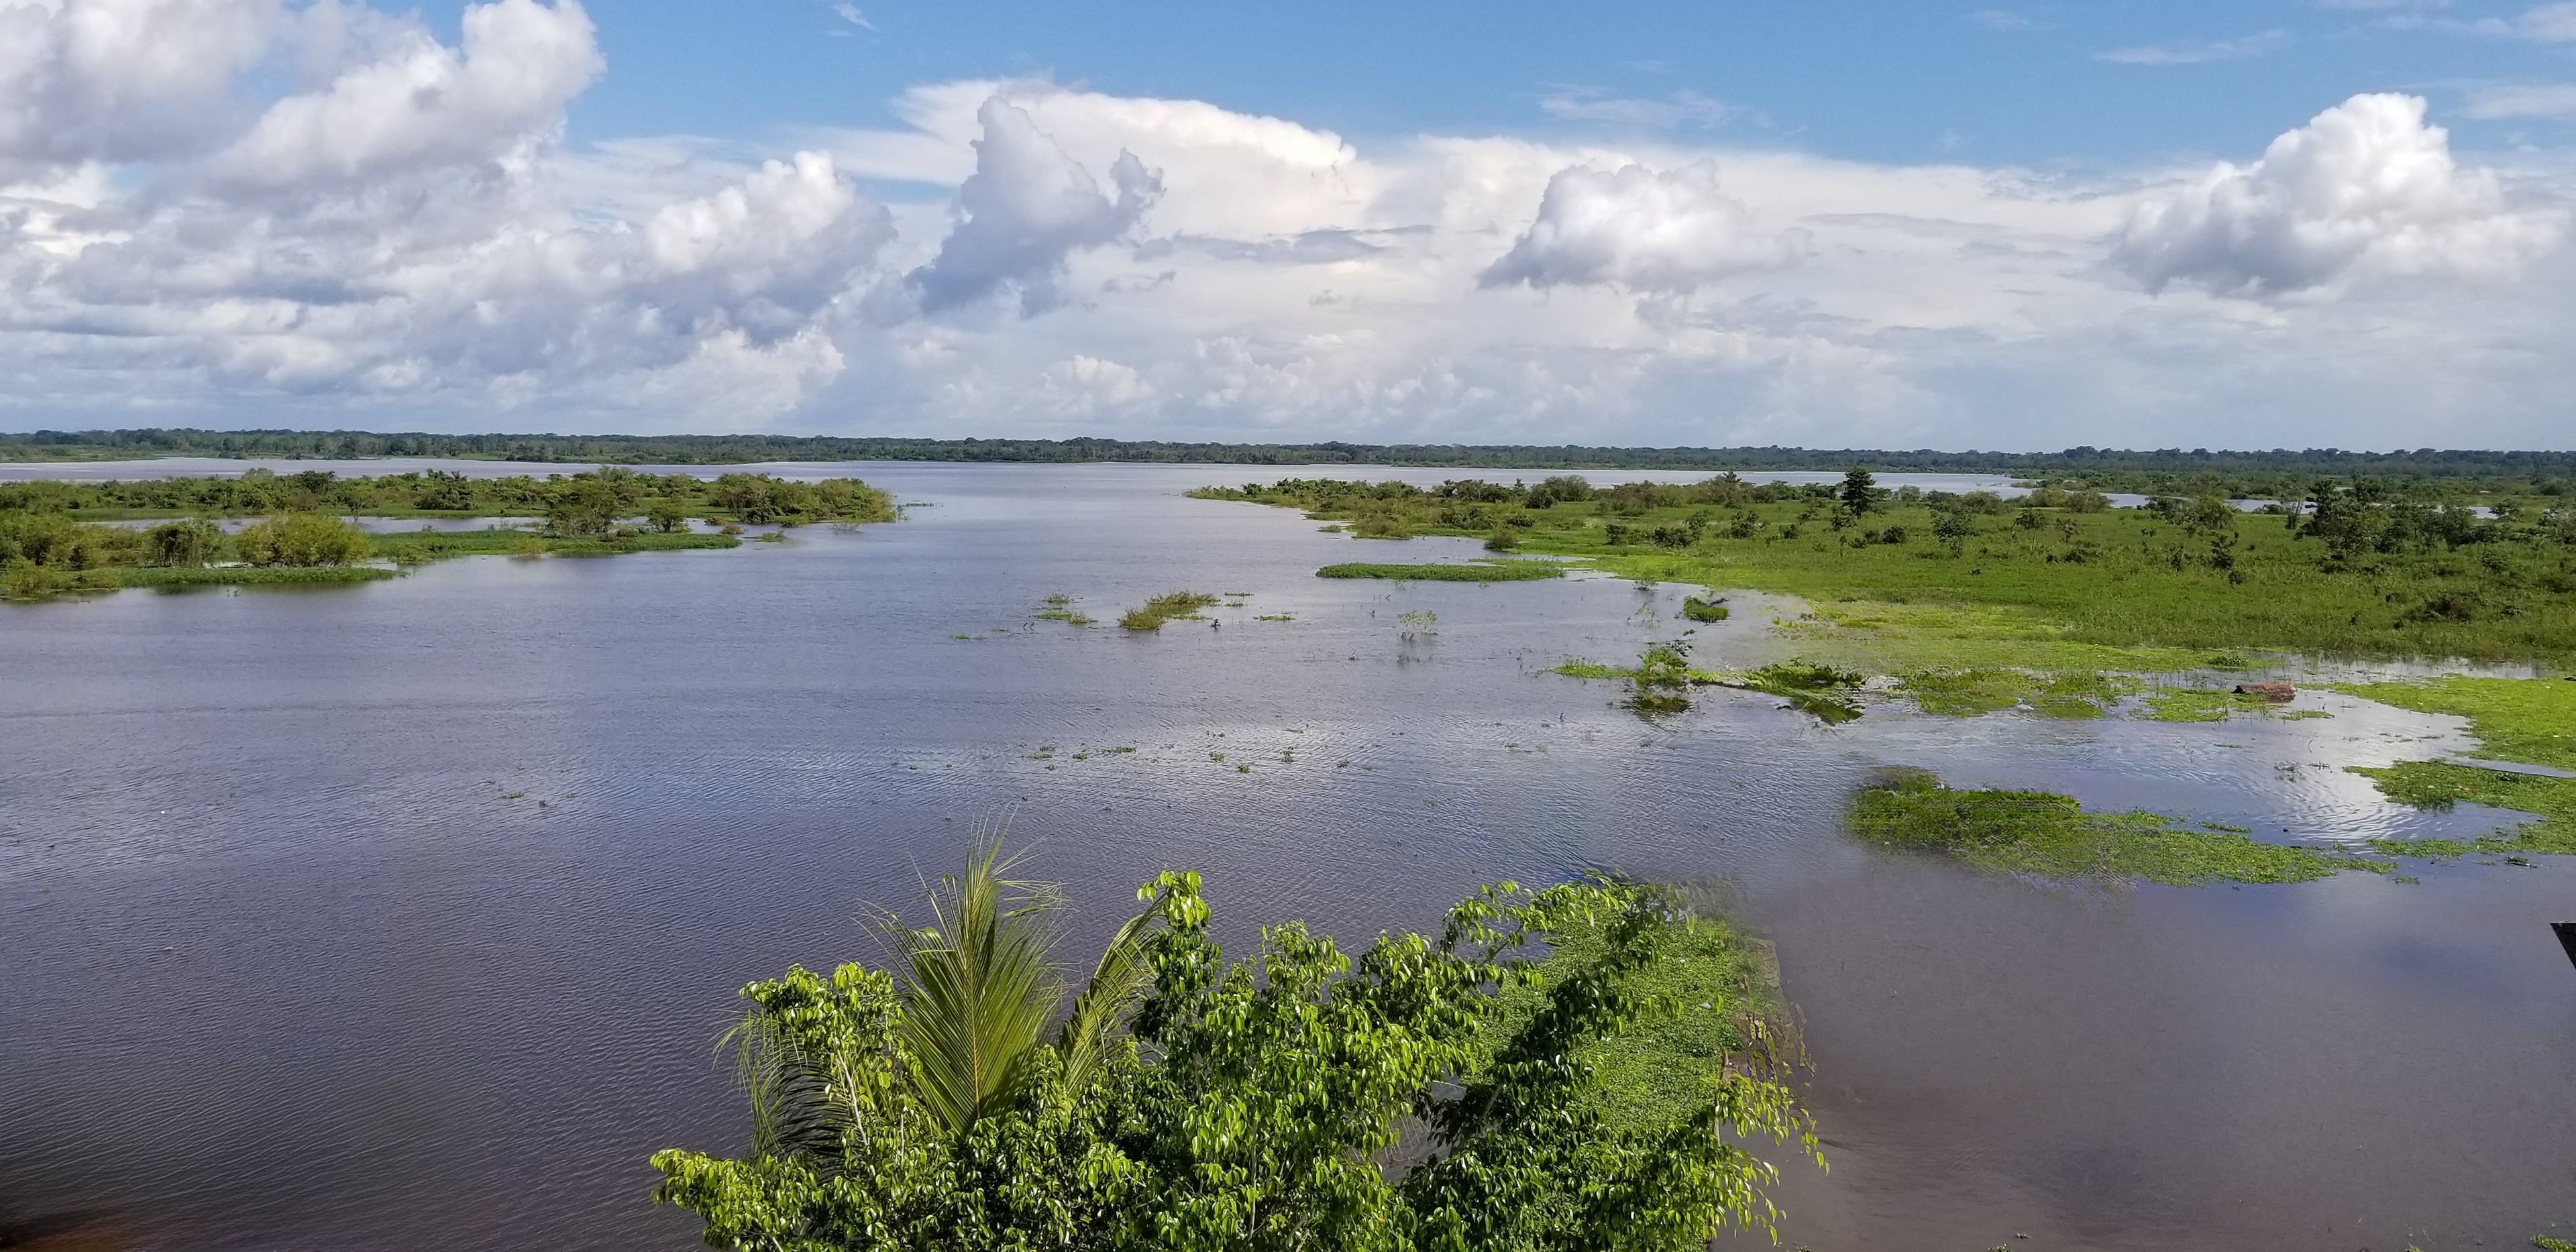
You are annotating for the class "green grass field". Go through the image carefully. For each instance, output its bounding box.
[1210,479,2576,667]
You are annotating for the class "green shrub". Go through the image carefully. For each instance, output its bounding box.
[234,514,372,567]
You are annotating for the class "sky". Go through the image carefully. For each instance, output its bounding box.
[4,1,2575,449]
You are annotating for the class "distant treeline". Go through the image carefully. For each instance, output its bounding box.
[5,427,2573,492]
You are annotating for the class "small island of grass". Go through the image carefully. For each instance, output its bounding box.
[1,467,898,601]
[1119,589,1221,630]
[1315,561,1564,581]
[1851,769,2391,887]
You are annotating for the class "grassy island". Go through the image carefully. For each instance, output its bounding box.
[1851,769,2392,887]
[1118,590,1221,630]
[1,468,896,601]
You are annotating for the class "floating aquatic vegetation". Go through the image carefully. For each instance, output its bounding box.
[1627,640,1695,715]
[1035,593,1096,626]
[1851,769,2390,887]
[1120,590,1221,631]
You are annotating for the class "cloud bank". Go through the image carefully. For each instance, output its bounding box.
[0,0,2571,449]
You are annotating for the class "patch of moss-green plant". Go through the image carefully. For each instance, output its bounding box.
[1851,769,2391,886]
[1730,661,1864,724]
[547,532,742,557]
[2330,678,2576,856]
[1035,594,1096,626]
[368,528,739,561]
[2531,1235,2576,1251]
[1627,640,1695,714]
[1681,595,1729,622]
[2352,761,2576,858]
[1119,590,1221,631]
[1899,668,2137,718]
[2137,687,2285,722]
[2333,677,2576,771]
[1314,561,1564,581]
[112,565,398,589]
[1551,660,1630,680]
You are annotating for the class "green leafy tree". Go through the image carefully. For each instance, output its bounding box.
[545,481,625,536]
[1836,468,1884,518]
[144,519,224,567]
[234,514,371,566]
[653,854,1816,1251]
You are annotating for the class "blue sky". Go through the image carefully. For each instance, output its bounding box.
[561,1,2575,167]
[2,0,2573,449]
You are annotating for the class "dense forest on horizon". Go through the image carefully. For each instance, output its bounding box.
[5,427,2575,494]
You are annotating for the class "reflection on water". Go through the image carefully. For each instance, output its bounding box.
[1,462,2570,1251]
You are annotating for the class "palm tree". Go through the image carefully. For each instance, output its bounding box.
[883,830,1068,1133]
[725,821,1163,1159]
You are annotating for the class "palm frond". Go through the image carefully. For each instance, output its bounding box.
[883,821,1067,1136]
[723,1001,851,1165]
[1057,902,1162,1094]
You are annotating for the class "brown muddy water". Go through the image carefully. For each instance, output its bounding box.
[1,460,2569,1251]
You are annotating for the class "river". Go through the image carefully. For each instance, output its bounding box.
[2,461,2569,1250]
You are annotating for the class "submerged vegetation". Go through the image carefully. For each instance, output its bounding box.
[1315,560,1564,581]
[0,468,893,600]
[1729,662,1866,724]
[1118,590,1220,631]
[1036,593,1097,626]
[653,839,1819,1251]
[1851,769,2392,887]
[1627,640,1695,714]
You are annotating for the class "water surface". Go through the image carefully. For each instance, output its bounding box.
[3,462,2570,1251]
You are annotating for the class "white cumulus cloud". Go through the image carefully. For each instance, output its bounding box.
[207,0,601,191]
[1480,162,1805,293]
[0,0,892,418]
[2113,93,2563,295]
[1,9,2574,451]
[906,96,1160,315]
[0,0,284,178]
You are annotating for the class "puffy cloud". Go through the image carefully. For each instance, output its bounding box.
[0,0,890,418]
[1479,162,1805,293]
[2113,93,2563,295]
[0,0,284,177]
[1,12,2575,451]
[207,0,601,191]
[906,97,1159,315]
